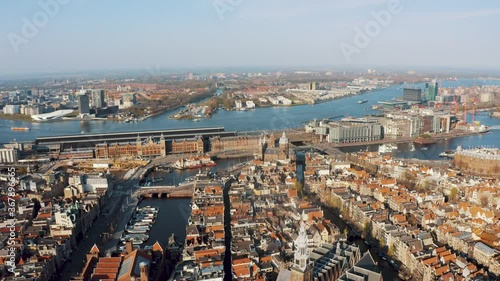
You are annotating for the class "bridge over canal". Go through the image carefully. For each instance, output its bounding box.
[134,183,194,198]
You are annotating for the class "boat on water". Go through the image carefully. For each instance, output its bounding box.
[126,226,150,234]
[155,165,173,173]
[173,156,217,170]
[11,127,30,131]
[357,100,368,104]
[439,150,455,158]
[120,206,158,249]
[414,136,436,144]
[378,143,397,154]
[149,177,164,183]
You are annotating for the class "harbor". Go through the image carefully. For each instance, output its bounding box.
[117,205,159,250]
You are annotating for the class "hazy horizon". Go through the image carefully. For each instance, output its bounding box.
[1,0,500,76]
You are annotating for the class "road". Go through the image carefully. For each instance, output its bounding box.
[54,169,142,281]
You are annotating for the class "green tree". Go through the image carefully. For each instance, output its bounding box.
[363,222,373,238]
[449,187,459,202]
[378,238,385,248]
[480,195,489,207]
[294,181,304,198]
[329,196,341,209]
[423,180,430,190]
[388,245,395,256]
[18,167,27,175]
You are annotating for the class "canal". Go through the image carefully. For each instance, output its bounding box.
[321,205,402,281]
[138,157,251,248]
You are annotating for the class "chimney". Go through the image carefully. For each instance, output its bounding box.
[139,262,149,281]
[125,240,133,254]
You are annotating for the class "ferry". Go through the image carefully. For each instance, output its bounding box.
[439,150,455,158]
[357,100,368,104]
[11,127,30,131]
[378,143,397,154]
[173,156,217,170]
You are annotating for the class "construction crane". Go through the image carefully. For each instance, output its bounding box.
[462,101,467,124]
[471,97,477,124]
[455,96,460,115]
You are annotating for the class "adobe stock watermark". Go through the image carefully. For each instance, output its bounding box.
[7,0,72,54]
[6,167,18,274]
[340,0,404,63]
[213,0,244,21]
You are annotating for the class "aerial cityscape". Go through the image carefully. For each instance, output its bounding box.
[1,1,500,281]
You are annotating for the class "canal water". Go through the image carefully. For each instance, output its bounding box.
[137,198,191,247]
[138,157,251,248]
[321,205,401,281]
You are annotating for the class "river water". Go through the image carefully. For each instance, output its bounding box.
[4,79,500,160]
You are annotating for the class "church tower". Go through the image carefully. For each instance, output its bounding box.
[259,133,268,161]
[291,222,313,281]
[279,131,290,160]
[136,134,143,157]
[160,133,166,157]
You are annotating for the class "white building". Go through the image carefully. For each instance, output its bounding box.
[3,104,20,115]
[246,101,256,108]
[54,211,75,228]
[0,148,19,163]
[84,175,111,193]
[480,92,494,103]
[31,109,74,121]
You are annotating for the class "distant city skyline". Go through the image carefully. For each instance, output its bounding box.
[1,0,500,76]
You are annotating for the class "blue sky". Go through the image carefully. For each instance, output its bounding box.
[0,0,499,75]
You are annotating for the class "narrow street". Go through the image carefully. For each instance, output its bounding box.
[53,173,140,281]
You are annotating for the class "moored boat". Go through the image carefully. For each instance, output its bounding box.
[11,127,30,131]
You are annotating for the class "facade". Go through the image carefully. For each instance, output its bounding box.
[480,93,494,103]
[0,148,19,163]
[472,242,497,269]
[210,134,275,152]
[309,82,319,90]
[380,115,423,139]
[171,137,204,154]
[454,147,500,176]
[3,104,20,114]
[123,93,137,109]
[328,122,382,144]
[77,93,90,114]
[91,89,106,108]
[425,81,438,101]
[402,88,422,102]
[95,135,166,159]
[290,223,314,281]
[31,109,74,121]
[94,134,210,159]
[21,105,45,116]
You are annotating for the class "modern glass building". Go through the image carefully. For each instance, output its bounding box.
[425,81,439,101]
